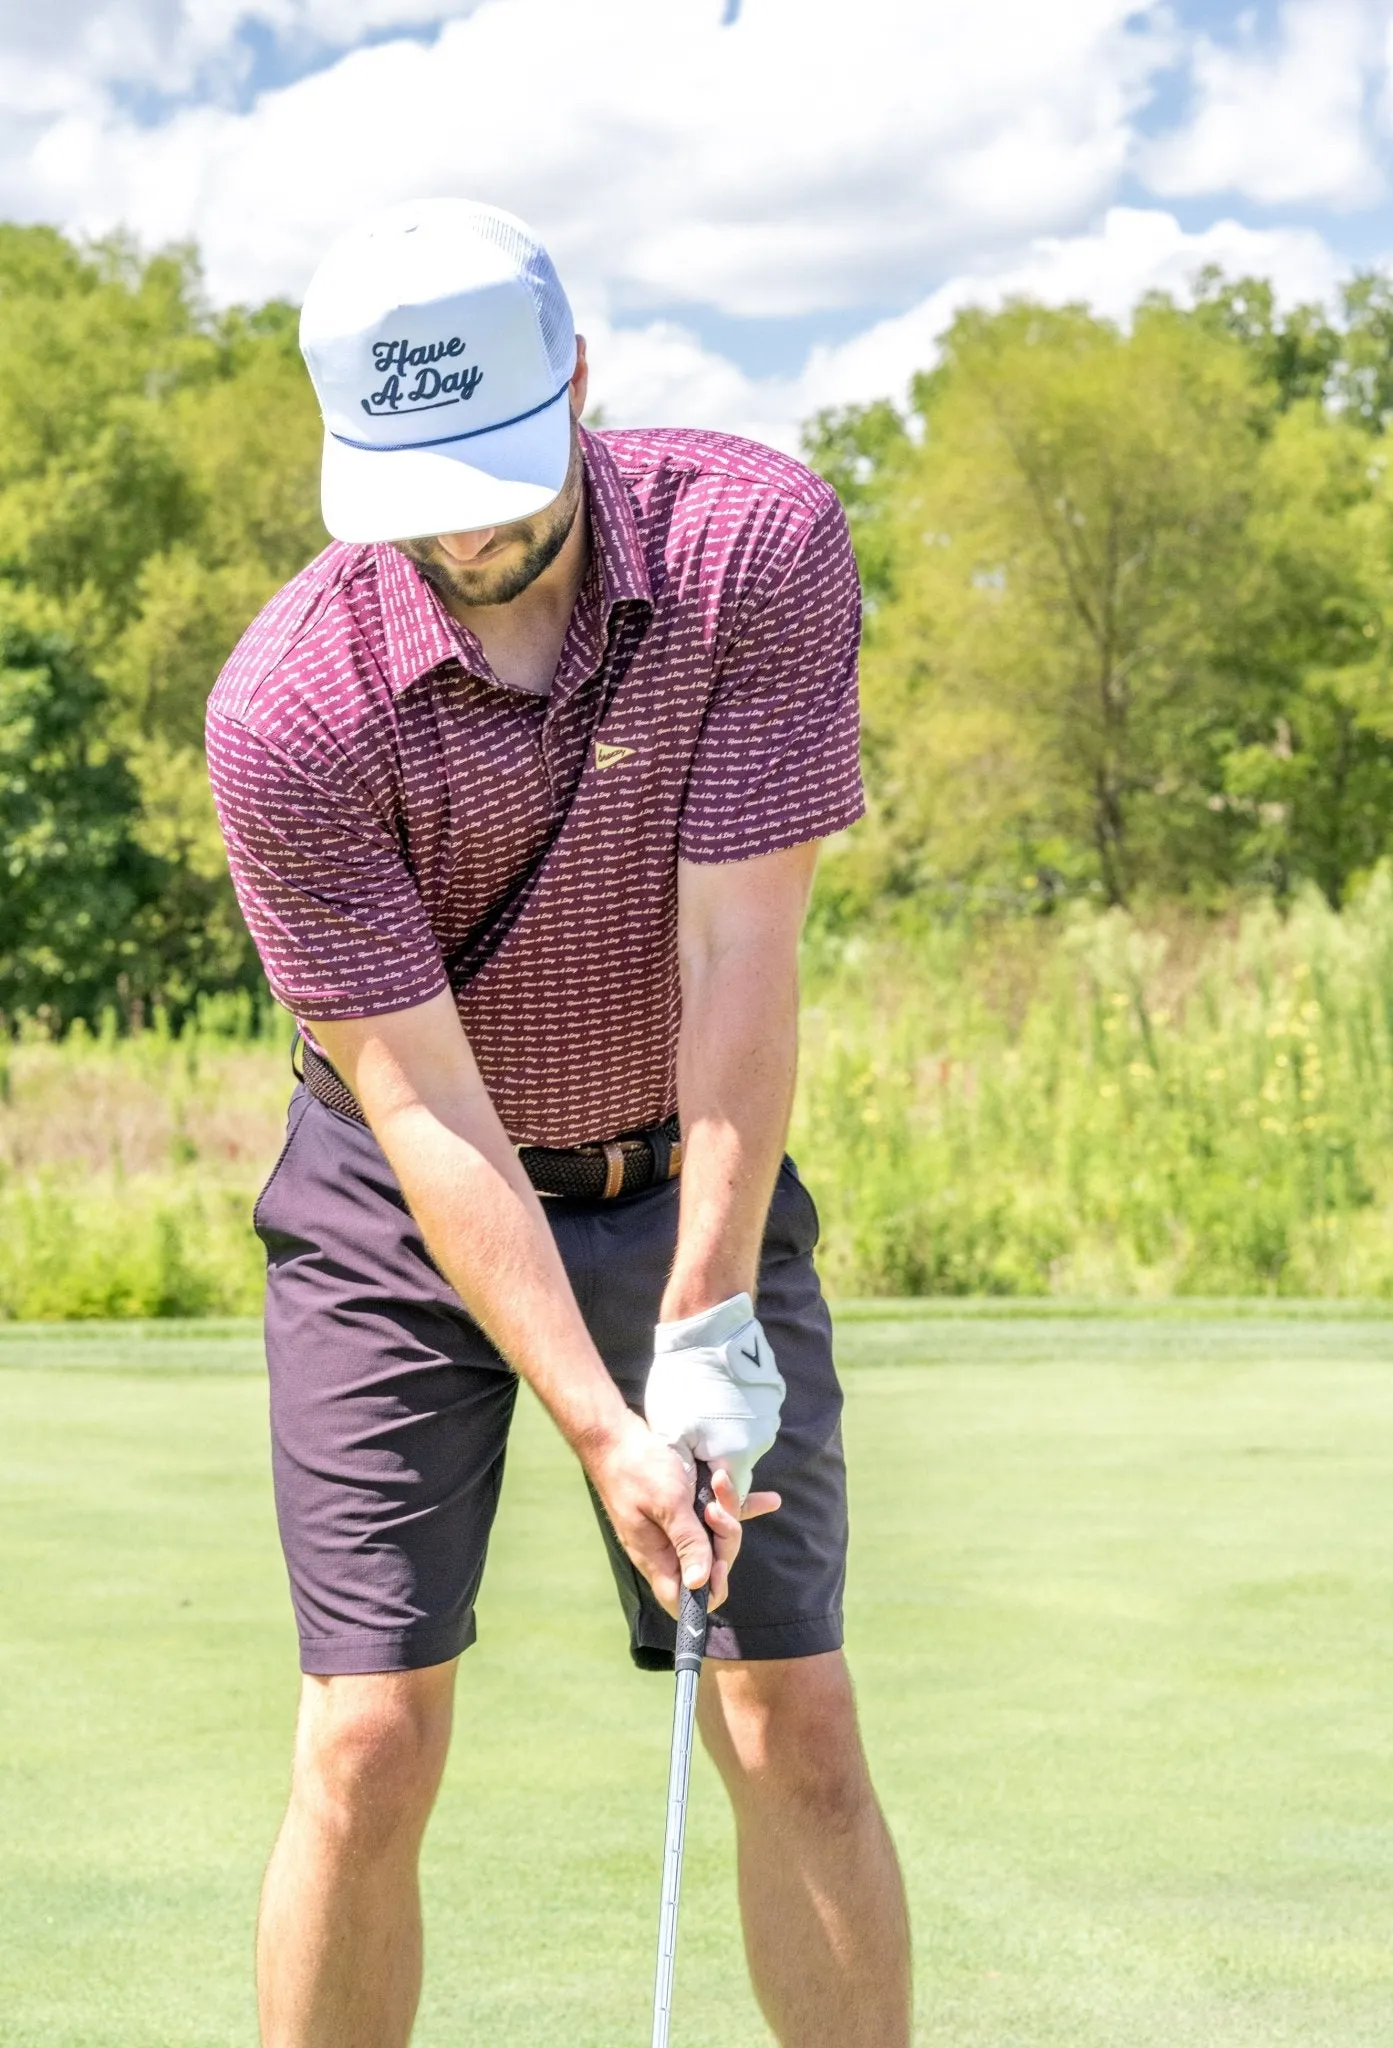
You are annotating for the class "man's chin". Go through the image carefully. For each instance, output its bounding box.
[395,474,578,609]
[411,548,528,608]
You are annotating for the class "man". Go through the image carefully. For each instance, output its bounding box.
[207,196,910,2048]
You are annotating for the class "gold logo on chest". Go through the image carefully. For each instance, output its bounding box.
[595,741,636,771]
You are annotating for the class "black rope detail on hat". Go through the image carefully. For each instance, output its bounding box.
[329,379,571,454]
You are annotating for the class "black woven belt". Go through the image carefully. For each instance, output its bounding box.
[297,1039,682,1200]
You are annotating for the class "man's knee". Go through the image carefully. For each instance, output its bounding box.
[290,1664,457,1854]
[698,1651,872,1832]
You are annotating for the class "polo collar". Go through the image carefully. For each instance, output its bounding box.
[375,428,652,696]
[375,546,464,693]
[578,426,653,616]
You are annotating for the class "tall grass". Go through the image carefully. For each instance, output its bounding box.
[3,879,1393,1317]
[795,874,1393,1297]
[0,994,291,1319]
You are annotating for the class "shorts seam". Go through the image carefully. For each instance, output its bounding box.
[645,1609,844,1643]
[296,1628,449,1647]
[297,1617,476,1675]
[713,1609,842,1634]
[630,1607,844,1671]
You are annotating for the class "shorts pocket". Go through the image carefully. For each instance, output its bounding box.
[771,1155,821,1257]
[253,1088,312,1238]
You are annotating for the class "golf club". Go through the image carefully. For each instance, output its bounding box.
[651,1459,716,2048]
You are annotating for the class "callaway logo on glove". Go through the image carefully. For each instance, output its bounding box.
[644,1292,786,1501]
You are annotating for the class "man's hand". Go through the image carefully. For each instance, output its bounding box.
[645,1291,787,1501]
[583,1411,778,1615]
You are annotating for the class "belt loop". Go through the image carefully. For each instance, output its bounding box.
[601,1141,625,1200]
[647,1126,672,1182]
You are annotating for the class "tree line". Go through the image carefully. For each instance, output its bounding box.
[0,226,323,1027]
[804,269,1393,924]
[3,223,1393,1026]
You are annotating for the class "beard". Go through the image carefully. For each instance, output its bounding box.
[395,441,584,608]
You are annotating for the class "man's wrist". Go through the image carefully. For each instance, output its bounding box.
[660,1263,756,1324]
[655,1292,753,1347]
[566,1392,643,1476]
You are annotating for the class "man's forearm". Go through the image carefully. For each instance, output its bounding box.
[379,1106,632,1454]
[661,942,799,1321]
[308,1002,630,1458]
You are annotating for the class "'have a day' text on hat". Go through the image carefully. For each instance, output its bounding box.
[300,198,578,546]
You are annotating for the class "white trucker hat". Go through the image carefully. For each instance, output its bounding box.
[300,198,578,545]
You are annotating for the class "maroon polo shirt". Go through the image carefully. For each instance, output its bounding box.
[207,427,864,1146]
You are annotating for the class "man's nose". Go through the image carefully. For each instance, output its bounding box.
[435,528,498,563]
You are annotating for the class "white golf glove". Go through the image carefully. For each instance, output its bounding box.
[644,1292,786,1503]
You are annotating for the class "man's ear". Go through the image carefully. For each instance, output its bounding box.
[569,334,590,419]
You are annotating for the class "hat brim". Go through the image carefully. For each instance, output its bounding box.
[320,385,574,545]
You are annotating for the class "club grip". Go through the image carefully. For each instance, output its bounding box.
[675,1461,715,1676]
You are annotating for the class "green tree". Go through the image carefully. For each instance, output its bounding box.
[1182,267,1339,413]
[807,279,1393,921]
[1217,402,1393,906]
[1175,264,1393,432]
[0,225,325,1017]
[0,617,162,1025]
[0,231,218,630]
[849,300,1270,908]
[1332,272,1393,431]
[800,398,910,607]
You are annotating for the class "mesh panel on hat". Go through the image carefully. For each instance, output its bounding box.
[466,209,576,387]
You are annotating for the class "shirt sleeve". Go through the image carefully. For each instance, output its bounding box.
[677,496,865,863]
[206,711,449,1021]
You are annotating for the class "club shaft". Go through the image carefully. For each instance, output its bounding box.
[652,1462,715,2048]
[651,1663,700,2048]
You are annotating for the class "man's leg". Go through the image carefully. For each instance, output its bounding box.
[257,1662,458,2048]
[698,1651,911,2048]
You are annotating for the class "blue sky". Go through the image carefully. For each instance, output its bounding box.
[2,0,1391,445]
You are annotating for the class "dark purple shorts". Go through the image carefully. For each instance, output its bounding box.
[254,1090,848,1677]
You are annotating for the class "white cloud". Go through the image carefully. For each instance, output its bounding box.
[585,207,1352,452]
[0,2,1382,466]
[1142,0,1388,207]
[5,0,1167,316]
[0,0,488,103]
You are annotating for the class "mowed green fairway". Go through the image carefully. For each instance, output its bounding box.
[2,1309,1393,2047]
